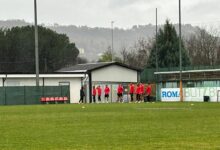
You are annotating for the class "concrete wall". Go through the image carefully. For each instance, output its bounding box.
[92,65,138,83]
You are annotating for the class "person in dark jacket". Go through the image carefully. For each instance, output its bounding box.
[79,86,85,104]
[92,86,96,103]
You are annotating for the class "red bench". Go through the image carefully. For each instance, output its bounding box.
[40,97,46,102]
[40,97,69,104]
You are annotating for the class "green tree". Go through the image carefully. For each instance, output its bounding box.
[0,26,79,73]
[147,20,190,68]
[98,47,122,63]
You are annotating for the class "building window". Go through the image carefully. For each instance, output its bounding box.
[194,81,203,87]
[165,82,178,88]
[186,82,195,88]
[204,81,216,87]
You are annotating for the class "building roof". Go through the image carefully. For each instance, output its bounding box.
[57,62,141,73]
[154,68,220,75]
[0,74,85,78]
[141,66,220,83]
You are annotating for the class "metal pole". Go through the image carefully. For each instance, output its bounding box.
[156,8,158,72]
[34,0,40,86]
[179,0,183,102]
[111,21,114,62]
[155,8,159,101]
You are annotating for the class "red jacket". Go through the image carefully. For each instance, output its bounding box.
[117,85,123,94]
[92,88,96,96]
[136,85,141,94]
[129,84,135,94]
[140,84,144,94]
[97,87,102,96]
[146,85,152,96]
[104,87,110,94]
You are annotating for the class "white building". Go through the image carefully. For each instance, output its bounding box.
[0,74,84,104]
[0,62,140,104]
[57,62,141,103]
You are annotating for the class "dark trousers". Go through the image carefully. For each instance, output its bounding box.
[147,95,151,102]
[136,94,140,101]
[98,95,101,101]
[130,93,134,102]
[79,96,84,103]
[93,95,96,103]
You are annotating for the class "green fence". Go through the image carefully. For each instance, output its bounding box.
[141,66,220,83]
[0,86,70,105]
[141,68,156,83]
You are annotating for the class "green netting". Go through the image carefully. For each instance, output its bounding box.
[61,86,70,97]
[0,88,6,105]
[0,86,70,106]
[6,87,25,105]
[141,68,156,83]
[43,86,63,97]
[25,86,43,105]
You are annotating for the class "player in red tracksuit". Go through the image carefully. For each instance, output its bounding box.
[96,86,102,103]
[92,86,96,103]
[129,83,135,102]
[104,85,110,103]
[146,84,152,102]
[117,84,124,102]
[136,84,141,103]
[139,83,144,102]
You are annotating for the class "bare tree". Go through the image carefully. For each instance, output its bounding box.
[186,27,219,66]
[217,45,220,65]
[120,47,128,64]
[120,38,152,69]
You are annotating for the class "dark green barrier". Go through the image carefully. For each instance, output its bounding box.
[6,87,25,105]
[43,86,62,97]
[0,88,5,105]
[25,86,43,105]
[61,86,70,97]
[0,86,70,106]
[61,86,70,104]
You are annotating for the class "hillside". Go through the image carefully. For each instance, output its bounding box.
[0,20,197,61]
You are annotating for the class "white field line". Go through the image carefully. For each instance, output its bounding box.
[136,107,192,110]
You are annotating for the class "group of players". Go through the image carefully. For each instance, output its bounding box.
[79,83,152,103]
[92,85,111,103]
[129,83,152,103]
[88,83,152,103]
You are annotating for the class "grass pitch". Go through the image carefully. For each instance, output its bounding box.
[0,103,220,150]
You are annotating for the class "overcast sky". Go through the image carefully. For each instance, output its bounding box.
[0,0,220,28]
